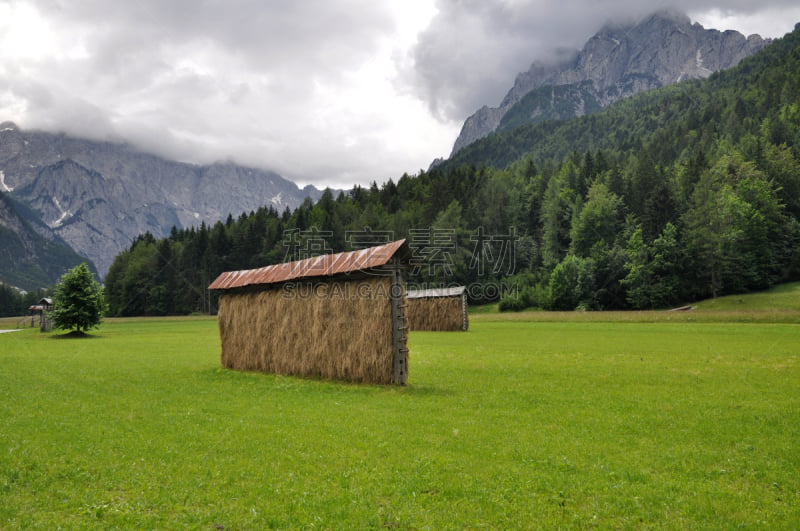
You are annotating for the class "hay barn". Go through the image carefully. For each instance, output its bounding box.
[406,286,468,331]
[208,240,409,385]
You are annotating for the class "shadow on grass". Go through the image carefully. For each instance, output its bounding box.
[201,366,453,396]
[50,330,103,339]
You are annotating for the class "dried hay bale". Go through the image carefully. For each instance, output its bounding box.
[217,276,403,384]
[407,295,468,331]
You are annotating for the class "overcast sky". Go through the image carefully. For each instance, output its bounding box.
[1,1,799,189]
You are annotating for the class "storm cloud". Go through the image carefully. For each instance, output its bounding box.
[1,0,798,188]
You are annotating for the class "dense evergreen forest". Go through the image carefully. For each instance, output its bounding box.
[104,24,800,316]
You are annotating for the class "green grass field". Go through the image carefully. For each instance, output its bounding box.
[1,300,799,528]
[693,281,800,312]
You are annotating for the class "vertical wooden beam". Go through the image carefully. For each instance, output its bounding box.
[389,261,408,385]
[462,292,469,331]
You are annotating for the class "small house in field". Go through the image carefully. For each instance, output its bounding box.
[406,286,468,331]
[208,240,409,385]
[28,297,53,331]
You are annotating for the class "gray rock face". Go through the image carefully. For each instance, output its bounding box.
[450,10,770,156]
[0,187,93,290]
[0,191,43,259]
[0,122,323,276]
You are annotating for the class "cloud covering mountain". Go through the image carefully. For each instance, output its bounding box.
[1,1,799,188]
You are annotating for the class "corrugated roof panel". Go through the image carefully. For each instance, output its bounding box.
[208,239,407,290]
[406,286,466,299]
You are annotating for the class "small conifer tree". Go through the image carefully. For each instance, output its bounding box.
[51,263,105,334]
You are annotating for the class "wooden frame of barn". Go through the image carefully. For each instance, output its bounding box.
[208,240,410,385]
[406,286,468,331]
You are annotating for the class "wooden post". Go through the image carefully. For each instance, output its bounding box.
[389,261,408,385]
[461,291,469,331]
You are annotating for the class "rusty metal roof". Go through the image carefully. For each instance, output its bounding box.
[208,239,407,291]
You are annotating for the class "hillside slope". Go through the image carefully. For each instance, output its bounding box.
[0,191,96,290]
[444,22,800,176]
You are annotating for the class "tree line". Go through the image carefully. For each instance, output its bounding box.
[104,25,800,315]
[0,283,51,318]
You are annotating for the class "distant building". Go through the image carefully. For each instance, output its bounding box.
[28,297,53,331]
[407,287,468,331]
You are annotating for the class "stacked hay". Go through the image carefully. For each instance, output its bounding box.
[407,287,468,331]
[217,276,404,384]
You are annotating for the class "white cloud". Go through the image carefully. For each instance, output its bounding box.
[0,0,798,189]
[404,0,800,123]
[690,5,800,38]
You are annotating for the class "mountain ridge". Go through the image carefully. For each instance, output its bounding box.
[0,122,324,278]
[450,10,770,156]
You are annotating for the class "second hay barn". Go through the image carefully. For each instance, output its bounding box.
[406,286,468,331]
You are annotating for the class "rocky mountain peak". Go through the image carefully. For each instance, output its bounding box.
[449,11,770,156]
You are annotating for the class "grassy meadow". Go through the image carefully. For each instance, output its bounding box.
[1,295,799,528]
